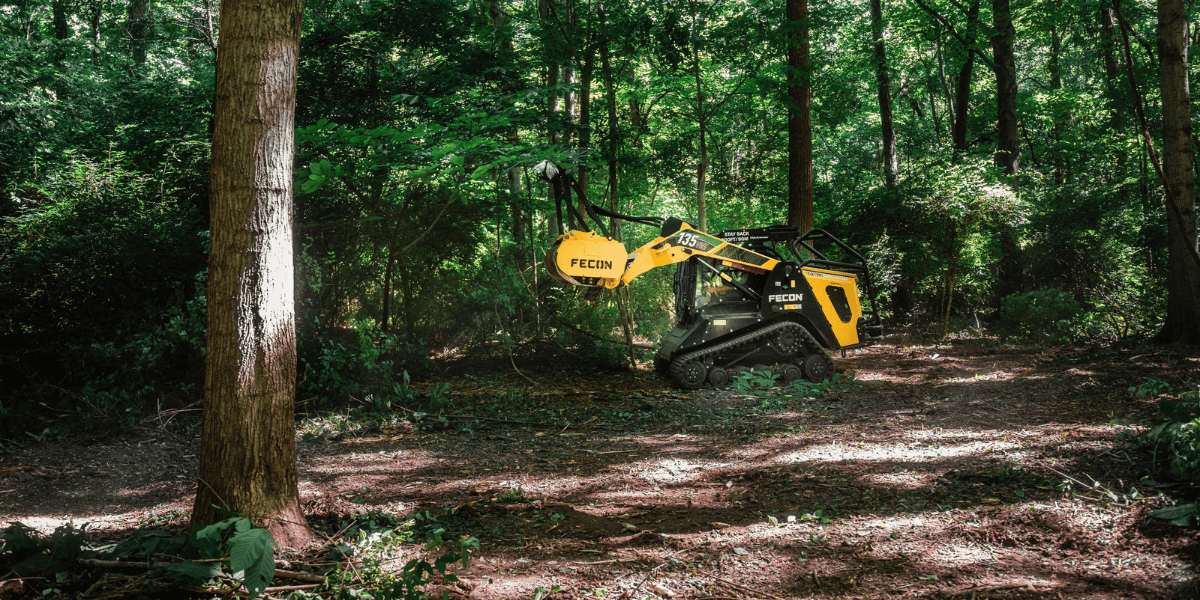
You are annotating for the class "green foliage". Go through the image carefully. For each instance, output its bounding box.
[1138,381,1200,483]
[167,515,278,599]
[495,487,527,503]
[0,149,206,434]
[731,369,864,403]
[732,369,780,396]
[320,511,479,600]
[299,321,430,409]
[551,290,633,369]
[1149,503,1200,527]
[0,522,93,577]
[0,511,477,599]
[108,529,183,560]
[999,288,1082,343]
[0,0,1186,434]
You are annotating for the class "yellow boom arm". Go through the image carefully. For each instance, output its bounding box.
[545,219,781,289]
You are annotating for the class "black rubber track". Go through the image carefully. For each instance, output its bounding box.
[667,321,834,389]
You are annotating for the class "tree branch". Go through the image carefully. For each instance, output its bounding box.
[909,0,998,72]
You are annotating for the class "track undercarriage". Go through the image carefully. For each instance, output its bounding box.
[656,320,835,389]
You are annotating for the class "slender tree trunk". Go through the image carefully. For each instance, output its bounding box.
[540,0,562,235]
[52,0,70,52]
[52,0,70,70]
[89,0,102,65]
[599,11,620,238]
[1050,27,1064,184]
[952,1,979,153]
[598,11,635,367]
[991,0,1020,174]
[693,44,709,231]
[870,0,898,187]
[1155,0,1200,343]
[1101,2,1125,135]
[936,36,953,132]
[787,0,813,232]
[127,0,149,64]
[486,0,526,265]
[16,0,35,42]
[192,0,312,550]
[578,51,594,217]
[562,68,575,144]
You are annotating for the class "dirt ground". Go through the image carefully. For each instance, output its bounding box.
[4,339,1200,599]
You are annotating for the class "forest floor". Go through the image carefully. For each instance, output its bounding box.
[3,338,1200,599]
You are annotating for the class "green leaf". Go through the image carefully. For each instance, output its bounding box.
[11,553,52,575]
[1150,503,1199,525]
[191,519,230,559]
[165,560,224,584]
[229,528,276,599]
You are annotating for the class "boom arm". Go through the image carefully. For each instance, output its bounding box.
[546,218,781,289]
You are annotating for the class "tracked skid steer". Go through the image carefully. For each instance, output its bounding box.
[540,169,882,388]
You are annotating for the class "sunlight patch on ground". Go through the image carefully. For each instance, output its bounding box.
[939,371,1020,383]
[5,498,191,534]
[860,470,939,489]
[641,459,703,483]
[928,541,994,563]
[780,440,1021,464]
[633,434,718,456]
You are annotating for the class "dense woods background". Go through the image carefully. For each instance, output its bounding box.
[1,0,1196,436]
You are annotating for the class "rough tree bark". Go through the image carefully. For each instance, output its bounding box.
[991,0,1019,174]
[870,0,897,187]
[693,35,709,232]
[192,0,313,549]
[88,0,103,65]
[1049,26,1064,184]
[53,0,70,40]
[1101,1,1125,135]
[787,0,813,232]
[127,0,149,64]
[952,0,979,153]
[1155,0,1200,344]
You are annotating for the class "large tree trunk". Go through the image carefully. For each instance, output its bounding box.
[870,0,897,187]
[1155,0,1200,343]
[952,0,979,153]
[991,0,1019,174]
[193,0,312,550]
[787,0,813,232]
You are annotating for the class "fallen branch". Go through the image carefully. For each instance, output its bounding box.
[395,404,551,427]
[714,577,784,600]
[553,317,656,350]
[264,583,322,594]
[77,559,325,584]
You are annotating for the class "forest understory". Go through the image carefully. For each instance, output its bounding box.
[3,338,1200,600]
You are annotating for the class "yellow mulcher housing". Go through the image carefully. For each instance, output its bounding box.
[546,217,883,388]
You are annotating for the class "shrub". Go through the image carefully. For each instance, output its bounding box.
[298,320,430,409]
[1135,380,1200,482]
[998,287,1081,343]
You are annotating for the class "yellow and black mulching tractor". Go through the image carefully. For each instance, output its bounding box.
[540,171,882,388]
